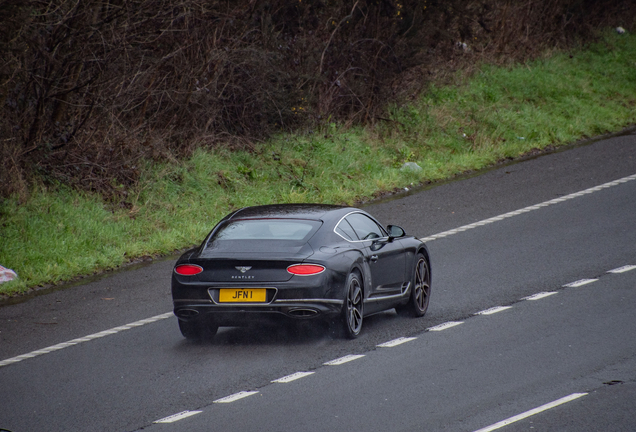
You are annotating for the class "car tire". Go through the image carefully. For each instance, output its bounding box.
[396,253,431,318]
[178,319,219,341]
[341,271,364,339]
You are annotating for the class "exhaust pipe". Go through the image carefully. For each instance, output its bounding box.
[175,309,200,319]
[288,308,319,318]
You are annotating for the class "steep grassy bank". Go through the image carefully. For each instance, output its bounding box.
[1,31,635,296]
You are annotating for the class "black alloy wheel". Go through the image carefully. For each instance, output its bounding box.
[397,254,431,317]
[342,271,364,338]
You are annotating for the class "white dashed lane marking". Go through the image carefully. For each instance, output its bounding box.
[154,410,202,424]
[150,264,632,422]
[563,278,598,288]
[523,292,558,301]
[377,337,418,347]
[213,391,259,403]
[323,354,365,366]
[427,321,464,331]
[475,306,513,316]
[608,265,636,274]
[271,372,315,383]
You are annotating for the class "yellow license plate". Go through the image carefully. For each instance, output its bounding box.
[219,288,267,303]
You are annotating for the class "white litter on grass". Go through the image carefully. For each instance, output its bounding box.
[400,162,422,172]
[0,265,17,283]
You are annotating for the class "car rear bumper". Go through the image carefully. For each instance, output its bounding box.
[173,298,343,326]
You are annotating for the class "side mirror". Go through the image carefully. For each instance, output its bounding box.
[387,225,405,240]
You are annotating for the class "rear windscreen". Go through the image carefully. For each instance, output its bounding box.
[203,219,321,251]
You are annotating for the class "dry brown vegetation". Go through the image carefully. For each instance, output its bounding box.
[2,0,634,200]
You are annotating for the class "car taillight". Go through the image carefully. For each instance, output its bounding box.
[287,264,325,276]
[174,264,203,276]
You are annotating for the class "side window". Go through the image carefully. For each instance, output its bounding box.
[345,213,385,240]
[335,218,358,241]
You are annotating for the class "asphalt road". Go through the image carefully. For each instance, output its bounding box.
[1,128,635,432]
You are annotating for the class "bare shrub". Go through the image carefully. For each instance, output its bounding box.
[1,0,634,200]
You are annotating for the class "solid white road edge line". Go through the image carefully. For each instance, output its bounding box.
[0,312,173,368]
[420,173,636,243]
[154,410,202,424]
[472,392,588,432]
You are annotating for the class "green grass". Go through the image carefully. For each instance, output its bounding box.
[1,31,635,296]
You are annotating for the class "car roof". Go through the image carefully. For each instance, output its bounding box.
[227,204,356,222]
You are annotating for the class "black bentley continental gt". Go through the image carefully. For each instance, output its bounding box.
[171,204,431,340]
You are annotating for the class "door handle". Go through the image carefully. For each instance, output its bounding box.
[370,255,379,262]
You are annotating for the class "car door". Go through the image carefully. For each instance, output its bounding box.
[343,213,406,298]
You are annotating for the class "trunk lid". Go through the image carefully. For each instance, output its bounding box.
[191,240,315,282]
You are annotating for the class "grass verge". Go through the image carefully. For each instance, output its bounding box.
[1,31,635,297]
